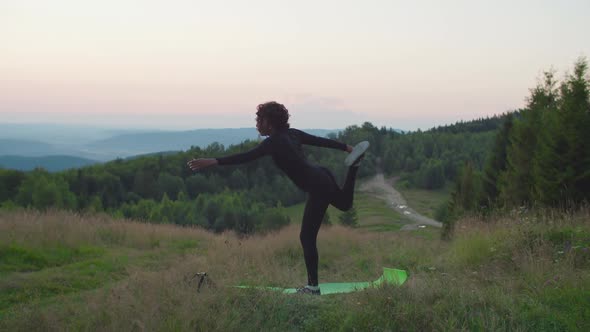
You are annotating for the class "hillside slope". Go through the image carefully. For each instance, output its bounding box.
[1,207,588,331]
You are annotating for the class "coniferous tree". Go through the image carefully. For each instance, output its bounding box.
[558,59,590,204]
[455,161,479,211]
[339,207,358,227]
[480,114,514,208]
[500,72,556,206]
[534,58,590,205]
[532,86,565,205]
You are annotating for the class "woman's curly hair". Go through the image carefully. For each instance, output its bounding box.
[256,101,290,130]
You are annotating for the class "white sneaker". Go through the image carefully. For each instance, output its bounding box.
[295,285,321,295]
[345,141,370,167]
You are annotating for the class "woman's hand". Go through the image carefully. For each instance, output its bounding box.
[187,158,218,171]
[346,145,354,153]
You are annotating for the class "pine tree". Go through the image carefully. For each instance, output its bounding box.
[442,161,480,237]
[532,99,565,205]
[555,58,589,204]
[456,161,478,211]
[501,71,556,206]
[339,207,358,227]
[480,114,513,208]
[534,58,590,206]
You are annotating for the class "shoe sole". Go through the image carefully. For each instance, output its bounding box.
[345,141,370,166]
[295,288,321,295]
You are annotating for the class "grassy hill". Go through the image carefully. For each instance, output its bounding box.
[1,205,589,331]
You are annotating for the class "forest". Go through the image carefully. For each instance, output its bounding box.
[446,59,590,223]
[1,59,588,235]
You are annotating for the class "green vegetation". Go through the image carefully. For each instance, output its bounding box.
[396,183,452,219]
[9,66,582,234]
[0,207,588,331]
[0,245,104,275]
[283,191,412,231]
[0,210,206,318]
[354,192,413,231]
[1,57,589,330]
[0,108,502,235]
[448,58,590,220]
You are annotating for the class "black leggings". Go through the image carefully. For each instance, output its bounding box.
[299,166,359,286]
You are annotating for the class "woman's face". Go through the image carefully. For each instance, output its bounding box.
[256,116,272,136]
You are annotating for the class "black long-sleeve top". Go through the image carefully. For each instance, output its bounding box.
[216,128,347,192]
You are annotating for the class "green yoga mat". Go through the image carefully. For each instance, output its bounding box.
[236,267,407,295]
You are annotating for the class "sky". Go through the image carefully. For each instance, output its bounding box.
[1,0,589,131]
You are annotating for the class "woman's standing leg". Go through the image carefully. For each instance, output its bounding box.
[299,194,329,287]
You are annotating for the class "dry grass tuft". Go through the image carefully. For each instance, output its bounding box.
[0,209,213,250]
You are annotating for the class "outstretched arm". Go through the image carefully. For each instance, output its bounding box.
[187,158,218,171]
[187,141,270,171]
[295,129,352,152]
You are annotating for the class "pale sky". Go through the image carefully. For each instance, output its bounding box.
[1,0,589,130]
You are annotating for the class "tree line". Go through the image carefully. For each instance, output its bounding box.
[1,96,517,234]
[444,58,590,227]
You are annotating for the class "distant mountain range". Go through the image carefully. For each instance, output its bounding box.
[0,139,63,156]
[0,155,100,172]
[0,125,340,171]
[85,128,263,158]
[0,123,154,145]
[85,128,337,158]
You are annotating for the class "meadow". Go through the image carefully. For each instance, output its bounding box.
[283,192,415,232]
[1,200,589,331]
[396,183,452,220]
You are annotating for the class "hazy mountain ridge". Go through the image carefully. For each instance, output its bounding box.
[86,128,338,152]
[0,155,100,172]
[0,126,340,170]
[0,139,64,156]
[0,123,155,145]
[85,128,263,157]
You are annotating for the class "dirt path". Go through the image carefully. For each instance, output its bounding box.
[359,173,443,230]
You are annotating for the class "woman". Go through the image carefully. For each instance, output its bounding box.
[187,101,369,295]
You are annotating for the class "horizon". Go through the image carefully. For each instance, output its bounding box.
[0,109,499,133]
[2,1,589,130]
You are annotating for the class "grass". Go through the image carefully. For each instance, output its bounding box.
[0,210,208,319]
[396,183,452,219]
[1,206,589,331]
[284,190,413,232]
[354,192,413,231]
[0,244,105,275]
